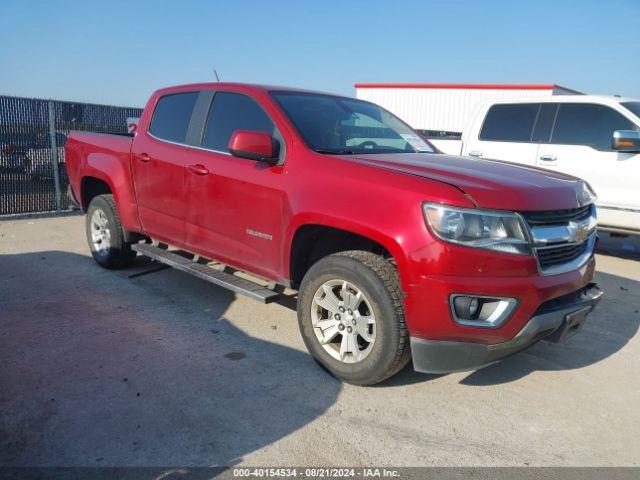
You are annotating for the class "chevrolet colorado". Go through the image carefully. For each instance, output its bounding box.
[65,83,602,385]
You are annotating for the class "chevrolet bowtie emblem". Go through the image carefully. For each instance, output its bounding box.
[567,220,590,243]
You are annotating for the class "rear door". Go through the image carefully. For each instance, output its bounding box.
[131,91,199,244]
[536,102,640,230]
[463,103,541,166]
[183,90,286,279]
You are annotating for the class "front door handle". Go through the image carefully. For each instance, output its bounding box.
[136,153,151,163]
[468,151,483,157]
[540,155,557,162]
[188,164,209,176]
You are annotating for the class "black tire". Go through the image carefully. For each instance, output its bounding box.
[85,194,137,269]
[297,250,411,386]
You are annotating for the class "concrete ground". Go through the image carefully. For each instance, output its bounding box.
[1,215,639,467]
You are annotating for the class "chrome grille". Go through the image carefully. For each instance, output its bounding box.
[520,204,596,275]
[535,239,591,270]
[522,205,593,226]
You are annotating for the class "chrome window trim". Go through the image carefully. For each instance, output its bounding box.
[147,131,231,156]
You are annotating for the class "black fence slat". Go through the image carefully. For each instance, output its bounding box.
[0,95,143,215]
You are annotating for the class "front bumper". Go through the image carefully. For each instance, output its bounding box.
[411,283,603,374]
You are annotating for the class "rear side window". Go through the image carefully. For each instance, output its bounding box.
[479,104,539,142]
[551,103,636,150]
[202,92,275,152]
[148,92,199,143]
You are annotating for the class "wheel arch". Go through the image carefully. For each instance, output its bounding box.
[81,175,113,210]
[286,218,407,290]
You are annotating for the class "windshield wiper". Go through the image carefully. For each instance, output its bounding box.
[314,148,358,155]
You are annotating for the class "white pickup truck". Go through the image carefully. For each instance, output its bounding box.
[431,95,640,234]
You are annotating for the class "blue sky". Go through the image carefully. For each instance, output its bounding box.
[1,0,639,107]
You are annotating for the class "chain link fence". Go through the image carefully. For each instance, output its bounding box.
[0,95,142,216]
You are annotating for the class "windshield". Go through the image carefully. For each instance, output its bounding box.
[271,91,434,155]
[621,101,640,121]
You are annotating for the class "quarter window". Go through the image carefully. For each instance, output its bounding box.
[479,104,539,142]
[551,103,636,150]
[148,92,198,143]
[202,92,276,152]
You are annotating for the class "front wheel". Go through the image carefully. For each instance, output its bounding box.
[85,194,137,269]
[297,251,411,386]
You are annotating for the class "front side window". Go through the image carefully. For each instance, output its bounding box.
[551,103,636,150]
[202,92,276,152]
[271,92,433,154]
[621,101,640,120]
[148,92,199,143]
[479,104,539,142]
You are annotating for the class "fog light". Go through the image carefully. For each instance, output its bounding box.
[453,296,480,320]
[450,295,518,328]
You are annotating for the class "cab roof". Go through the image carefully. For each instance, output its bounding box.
[153,82,349,98]
[484,94,639,105]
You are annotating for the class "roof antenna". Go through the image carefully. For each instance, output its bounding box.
[214,69,220,82]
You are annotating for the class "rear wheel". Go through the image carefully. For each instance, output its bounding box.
[85,194,136,269]
[297,250,410,386]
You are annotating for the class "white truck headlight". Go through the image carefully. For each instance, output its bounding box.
[424,203,530,255]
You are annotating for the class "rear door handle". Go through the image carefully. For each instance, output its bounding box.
[136,153,151,163]
[188,164,209,176]
[468,151,483,157]
[540,155,557,162]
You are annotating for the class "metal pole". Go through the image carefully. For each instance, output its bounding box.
[47,100,61,211]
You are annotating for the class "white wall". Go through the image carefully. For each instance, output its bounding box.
[356,87,562,133]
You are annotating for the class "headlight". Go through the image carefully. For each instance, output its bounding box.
[423,203,531,255]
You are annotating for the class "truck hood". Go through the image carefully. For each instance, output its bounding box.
[344,153,591,211]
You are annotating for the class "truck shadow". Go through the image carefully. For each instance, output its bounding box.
[0,251,341,467]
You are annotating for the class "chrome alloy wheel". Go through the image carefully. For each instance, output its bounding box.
[90,209,111,257]
[311,279,376,363]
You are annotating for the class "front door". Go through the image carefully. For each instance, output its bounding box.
[535,103,640,231]
[131,91,199,245]
[183,91,286,279]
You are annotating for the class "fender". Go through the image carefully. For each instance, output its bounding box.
[81,151,142,233]
[283,212,411,290]
[280,156,475,290]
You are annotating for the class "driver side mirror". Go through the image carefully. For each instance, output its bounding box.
[612,130,640,152]
[228,130,279,164]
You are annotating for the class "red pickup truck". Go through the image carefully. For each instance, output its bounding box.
[65,83,602,385]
